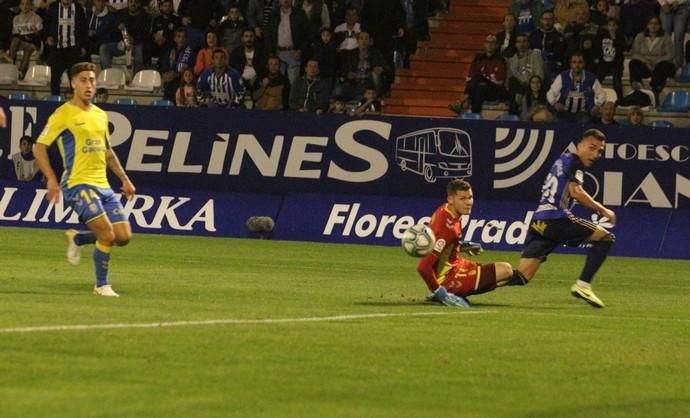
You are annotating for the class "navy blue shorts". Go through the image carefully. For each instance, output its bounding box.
[62,185,127,225]
[521,215,598,259]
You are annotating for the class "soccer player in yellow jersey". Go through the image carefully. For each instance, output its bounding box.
[34,62,136,297]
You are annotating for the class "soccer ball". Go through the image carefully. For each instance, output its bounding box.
[401,224,436,257]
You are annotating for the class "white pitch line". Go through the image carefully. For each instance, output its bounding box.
[0,310,496,334]
[505,310,690,324]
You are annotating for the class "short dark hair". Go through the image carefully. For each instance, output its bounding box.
[579,128,606,143]
[20,135,32,144]
[447,179,472,196]
[212,47,227,57]
[69,62,96,79]
[242,26,255,36]
[96,87,108,95]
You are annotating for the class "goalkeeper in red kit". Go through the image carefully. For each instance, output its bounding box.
[417,179,528,307]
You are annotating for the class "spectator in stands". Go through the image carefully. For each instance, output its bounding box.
[306,27,337,89]
[93,87,109,104]
[335,30,386,100]
[660,0,689,69]
[529,10,565,81]
[45,0,88,96]
[507,32,544,114]
[590,101,618,125]
[589,0,609,28]
[360,0,405,74]
[399,0,427,68]
[270,0,309,84]
[175,68,198,107]
[160,27,195,100]
[354,86,382,115]
[253,54,290,110]
[329,96,348,114]
[510,0,543,35]
[108,0,129,12]
[496,14,518,58]
[9,0,43,80]
[86,0,116,57]
[246,0,277,50]
[230,27,268,92]
[579,33,600,72]
[562,10,599,54]
[449,34,507,115]
[334,6,361,52]
[178,0,225,52]
[594,18,625,99]
[217,5,245,54]
[553,0,588,28]
[297,0,331,43]
[289,58,330,112]
[194,31,227,76]
[547,51,606,123]
[328,0,364,28]
[197,48,243,107]
[628,106,644,126]
[629,16,675,105]
[99,0,151,74]
[520,74,551,121]
[620,0,656,51]
[11,135,39,182]
[151,0,181,53]
[0,3,13,63]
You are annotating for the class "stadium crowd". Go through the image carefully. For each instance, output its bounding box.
[449,0,686,124]
[0,0,442,114]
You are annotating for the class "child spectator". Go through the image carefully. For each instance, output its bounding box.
[329,97,348,114]
[355,86,382,115]
[176,68,198,107]
[94,87,109,104]
[11,135,39,181]
[628,106,644,126]
[595,18,625,99]
[520,75,551,121]
[10,0,43,79]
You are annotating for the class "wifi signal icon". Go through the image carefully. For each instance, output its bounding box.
[493,128,554,189]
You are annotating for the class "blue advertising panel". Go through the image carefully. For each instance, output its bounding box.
[1,99,687,259]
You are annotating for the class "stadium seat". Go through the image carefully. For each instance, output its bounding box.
[8,92,29,100]
[125,70,162,91]
[649,120,673,128]
[495,113,520,121]
[151,99,174,107]
[602,87,617,103]
[17,64,50,87]
[656,90,690,112]
[0,64,19,85]
[458,112,481,120]
[676,63,690,82]
[41,95,64,102]
[114,97,138,105]
[97,68,127,89]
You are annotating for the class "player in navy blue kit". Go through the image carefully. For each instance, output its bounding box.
[518,129,616,307]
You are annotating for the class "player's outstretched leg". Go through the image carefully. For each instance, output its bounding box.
[87,216,119,297]
[65,229,97,265]
[571,232,615,308]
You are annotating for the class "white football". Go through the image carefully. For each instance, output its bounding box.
[401,224,436,257]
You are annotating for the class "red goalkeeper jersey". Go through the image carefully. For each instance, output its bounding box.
[417,203,465,291]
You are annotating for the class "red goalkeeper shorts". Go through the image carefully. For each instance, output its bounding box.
[440,260,497,297]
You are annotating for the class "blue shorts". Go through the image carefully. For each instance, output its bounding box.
[62,185,127,225]
[521,215,598,260]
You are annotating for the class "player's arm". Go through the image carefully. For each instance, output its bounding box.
[568,181,616,225]
[106,147,136,200]
[34,143,60,203]
[417,251,441,292]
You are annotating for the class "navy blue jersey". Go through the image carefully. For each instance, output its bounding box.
[534,152,585,220]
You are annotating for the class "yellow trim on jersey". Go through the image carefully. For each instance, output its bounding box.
[474,267,482,290]
[36,102,111,189]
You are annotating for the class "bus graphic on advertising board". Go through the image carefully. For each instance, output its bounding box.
[395,127,473,183]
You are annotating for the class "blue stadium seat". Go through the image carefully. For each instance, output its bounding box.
[151,99,174,107]
[649,120,673,128]
[676,63,690,82]
[114,98,137,105]
[496,113,520,121]
[458,112,481,120]
[656,90,690,112]
[8,92,29,100]
[41,95,64,102]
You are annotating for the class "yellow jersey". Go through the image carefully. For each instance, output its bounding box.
[37,102,111,189]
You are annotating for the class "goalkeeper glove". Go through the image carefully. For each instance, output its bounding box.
[427,286,471,308]
[460,241,483,256]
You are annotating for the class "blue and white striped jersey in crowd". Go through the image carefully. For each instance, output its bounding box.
[198,67,243,107]
[57,3,77,48]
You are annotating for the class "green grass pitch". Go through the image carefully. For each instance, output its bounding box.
[1,226,689,418]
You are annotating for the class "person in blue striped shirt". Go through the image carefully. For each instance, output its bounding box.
[45,0,88,95]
